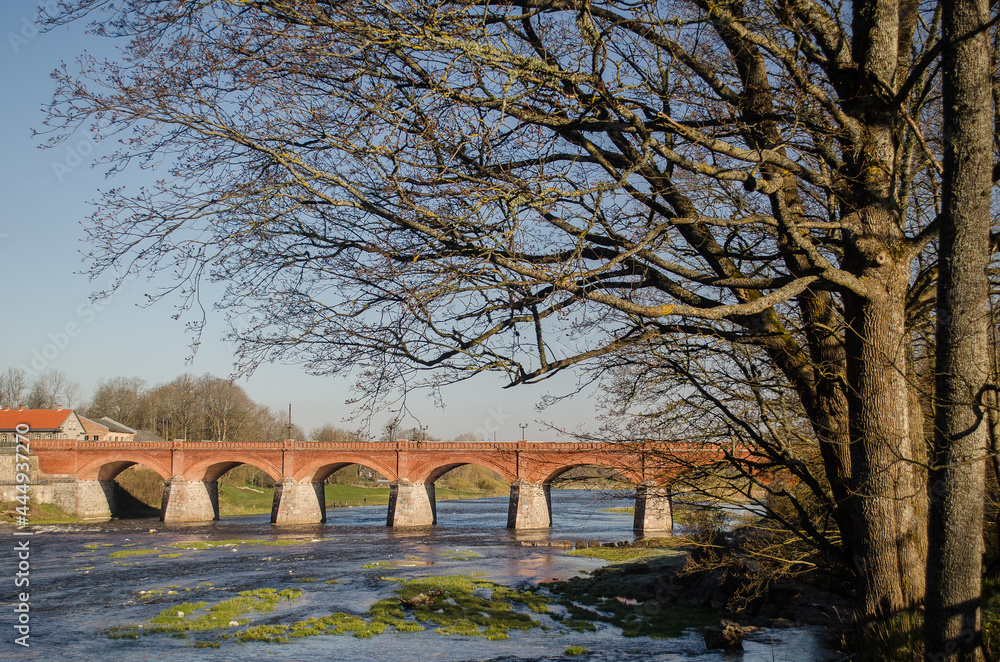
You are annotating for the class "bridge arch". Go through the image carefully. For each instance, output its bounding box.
[76,456,171,482]
[292,456,398,483]
[182,456,282,482]
[408,455,517,484]
[537,456,644,486]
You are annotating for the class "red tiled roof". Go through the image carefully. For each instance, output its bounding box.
[0,408,75,431]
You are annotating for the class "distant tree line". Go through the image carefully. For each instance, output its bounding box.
[0,368,302,443]
[0,367,491,446]
[0,368,81,410]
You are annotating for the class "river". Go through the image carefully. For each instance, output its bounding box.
[3,490,836,661]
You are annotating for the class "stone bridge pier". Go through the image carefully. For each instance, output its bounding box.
[161,477,219,522]
[506,480,552,529]
[271,479,326,524]
[382,479,553,530]
[50,478,118,519]
[633,482,673,537]
[158,477,328,524]
[386,480,437,526]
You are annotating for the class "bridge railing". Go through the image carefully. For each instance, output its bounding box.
[24,438,724,454]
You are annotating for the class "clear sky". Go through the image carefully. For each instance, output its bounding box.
[0,1,599,441]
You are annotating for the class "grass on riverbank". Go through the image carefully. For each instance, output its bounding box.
[0,501,75,524]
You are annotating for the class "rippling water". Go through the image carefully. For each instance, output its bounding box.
[3,490,835,661]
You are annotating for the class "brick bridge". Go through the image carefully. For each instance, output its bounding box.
[29,439,730,536]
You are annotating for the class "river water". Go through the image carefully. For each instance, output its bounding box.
[3,490,835,661]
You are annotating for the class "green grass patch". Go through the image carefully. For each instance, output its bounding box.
[366,575,550,638]
[158,553,182,558]
[0,501,75,524]
[217,484,275,515]
[105,573,602,646]
[105,625,142,640]
[109,549,159,559]
[564,645,588,655]
[103,589,302,640]
[324,484,390,507]
[241,574,552,643]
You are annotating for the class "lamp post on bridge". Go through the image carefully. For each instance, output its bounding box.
[519,423,527,441]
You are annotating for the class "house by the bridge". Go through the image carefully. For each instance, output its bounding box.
[92,416,137,442]
[77,415,138,441]
[0,405,87,443]
[78,415,109,441]
[0,407,139,443]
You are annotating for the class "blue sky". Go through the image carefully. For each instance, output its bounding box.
[0,1,598,440]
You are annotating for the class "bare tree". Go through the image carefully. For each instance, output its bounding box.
[198,375,258,442]
[379,418,401,444]
[85,376,149,428]
[401,426,436,442]
[0,368,29,408]
[25,370,80,409]
[310,424,363,442]
[41,0,999,627]
[146,374,202,441]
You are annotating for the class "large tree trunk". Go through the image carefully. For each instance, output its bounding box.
[840,0,932,619]
[845,262,927,617]
[925,0,993,658]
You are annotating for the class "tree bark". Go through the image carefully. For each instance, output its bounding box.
[926,0,993,658]
[845,263,926,617]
